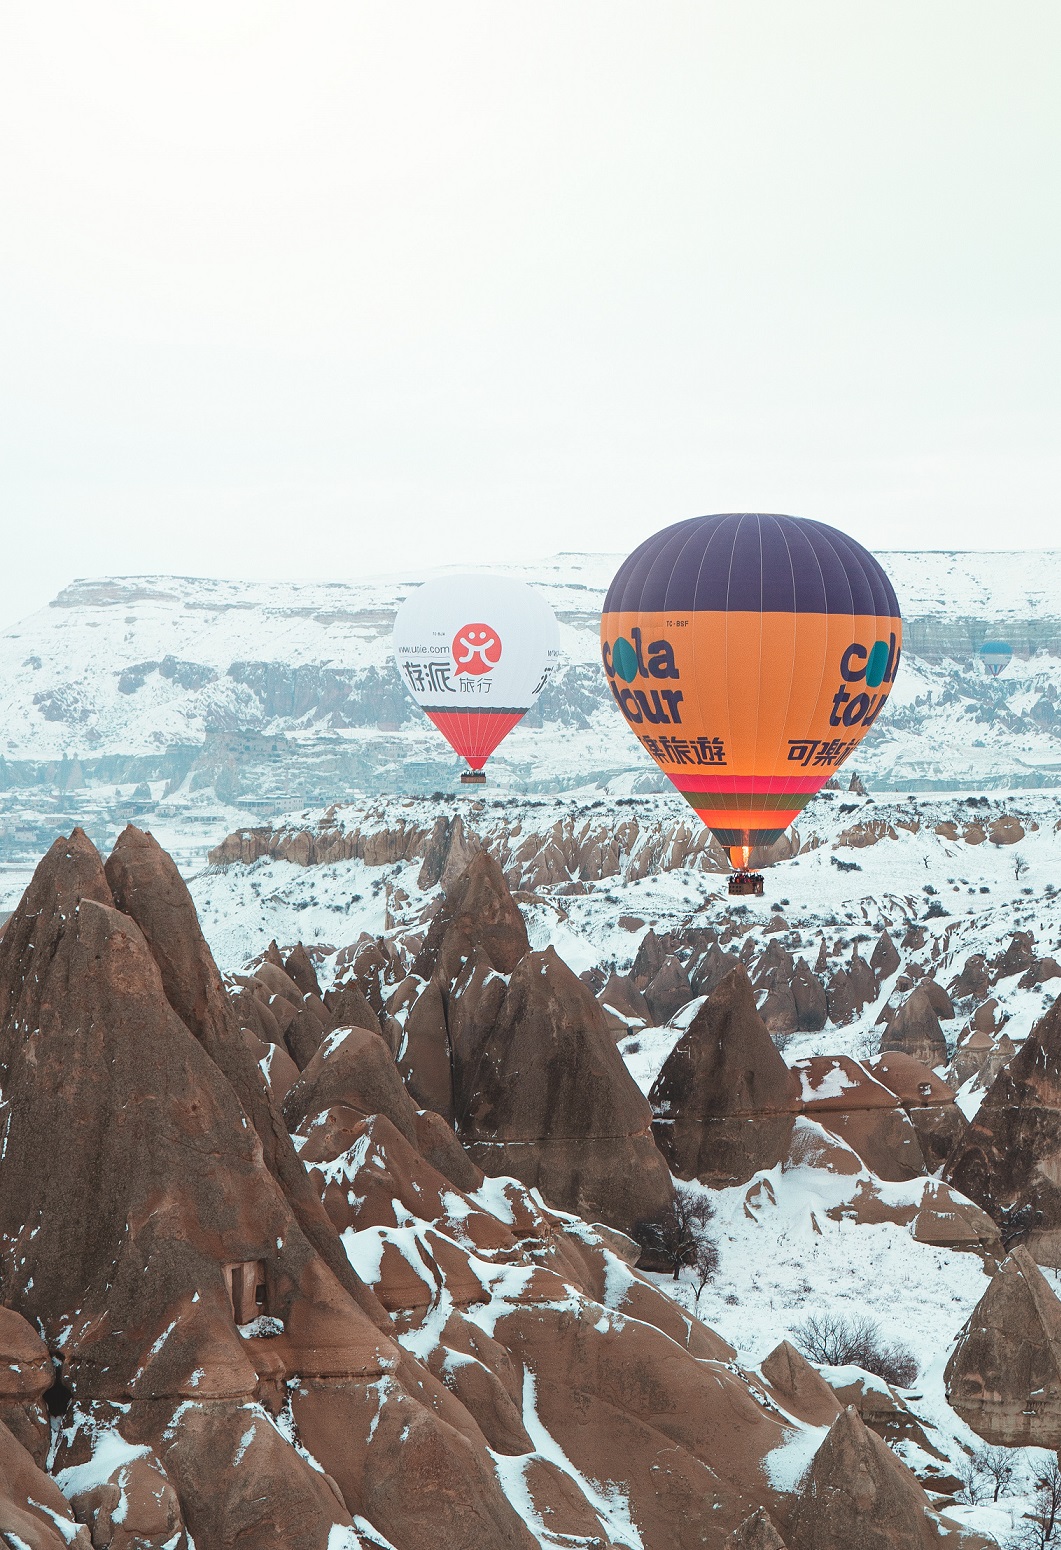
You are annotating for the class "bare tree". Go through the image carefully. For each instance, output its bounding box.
[1038,1458,1061,1542]
[957,1454,986,1507]
[635,1188,717,1280]
[1015,854,1030,883]
[792,1312,918,1388]
[690,1237,720,1312]
[1014,1458,1061,1548]
[975,1445,1016,1503]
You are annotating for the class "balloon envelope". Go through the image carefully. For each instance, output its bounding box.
[601,514,902,867]
[979,641,1012,677]
[394,574,560,771]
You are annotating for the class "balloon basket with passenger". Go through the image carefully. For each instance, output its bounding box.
[728,870,764,897]
[726,844,764,897]
[460,770,487,785]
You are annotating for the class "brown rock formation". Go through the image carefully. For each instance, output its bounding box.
[284,941,323,999]
[284,1025,422,1150]
[650,968,800,1186]
[0,833,394,1546]
[945,1247,1061,1446]
[826,944,877,1026]
[2,830,568,1550]
[826,1371,948,1457]
[102,825,382,1321]
[794,1057,925,1182]
[643,953,693,1024]
[790,960,827,1032]
[870,929,901,980]
[752,943,803,1036]
[1,1421,92,1549]
[786,1405,983,1548]
[631,927,671,987]
[946,992,1061,1263]
[598,971,651,1029]
[910,1182,1000,1257]
[416,813,482,891]
[867,1052,967,1169]
[949,1025,1016,1094]
[691,942,742,998]
[726,1507,789,1548]
[324,977,383,1038]
[994,930,1036,981]
[413,1106,483,1193]
[760,1340,842,1429]
[0,1308,54,1467]
[878,985,948,1069]
[1021,956,1061,989]
[396,975,454,1121]
[989,814,1025,845]
[446,949,510,1116]
[460,947,674,1233]
[949,953,991,1003]
[411,851,529,985]
[286,1004,327,1069]
[232,985,284,1046]
[917,977,955,1021]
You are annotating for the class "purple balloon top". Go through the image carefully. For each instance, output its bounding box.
[604,514,900,619]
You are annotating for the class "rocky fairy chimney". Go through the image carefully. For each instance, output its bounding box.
[649,966,800,1185]
[945,1246,1061,1448]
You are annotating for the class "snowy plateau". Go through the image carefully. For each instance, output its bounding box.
[3,550,1061,1548]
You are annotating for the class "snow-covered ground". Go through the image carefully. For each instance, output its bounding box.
[183,784,1061,1041]
[4,552,1061,1544]
[173,777,1061,1545]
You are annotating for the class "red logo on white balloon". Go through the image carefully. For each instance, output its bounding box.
[453,622,502,675]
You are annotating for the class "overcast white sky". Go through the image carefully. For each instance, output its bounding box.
[1,1,1058,630]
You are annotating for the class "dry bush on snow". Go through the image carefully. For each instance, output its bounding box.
[793,1312,919,1388]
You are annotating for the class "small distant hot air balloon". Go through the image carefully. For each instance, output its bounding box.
[601,514,902,883]
[393,574,560,782]
[979,641,1012,678]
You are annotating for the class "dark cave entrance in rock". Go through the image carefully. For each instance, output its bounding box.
[44,1372,72,1417]
[225,1259,267,1324]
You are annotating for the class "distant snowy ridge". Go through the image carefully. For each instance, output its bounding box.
[0,552,1059,863]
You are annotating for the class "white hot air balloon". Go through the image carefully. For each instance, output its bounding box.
[393,574,561,781]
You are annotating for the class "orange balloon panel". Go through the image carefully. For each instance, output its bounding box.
[601,515,902,867]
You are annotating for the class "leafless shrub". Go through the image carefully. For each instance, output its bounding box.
[958,1445,1019,1507]
[977,1445,1018,1503]
[1014,1457,1061,1546]
[635,1187,718,1282]
[957,1454,987,1506]
[792,1312,919,1388]
[690,1237,720,1311]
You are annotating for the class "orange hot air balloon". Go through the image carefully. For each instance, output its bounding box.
[601,514,902,869]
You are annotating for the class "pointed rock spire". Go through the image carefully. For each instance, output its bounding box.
[103,824,388,1324]
[725,1507,789,1548]
[870,929,901,980]
[461,946,674,1234]
[649,967,799,1185]
[946,990,1061,1257]
[283,941,321,1000]
[788,1405,971,1548]
[760,1340,842,1430]
[878,984,947,1068]
[791,959,827,1032]
[945,1246,1061,1446]
[411,850,529,986]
